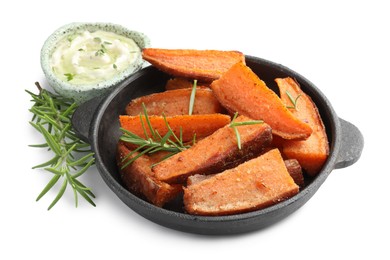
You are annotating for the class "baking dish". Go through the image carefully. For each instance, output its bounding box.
[72,55,364,235]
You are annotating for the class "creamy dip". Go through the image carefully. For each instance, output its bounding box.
[50,30,140,85]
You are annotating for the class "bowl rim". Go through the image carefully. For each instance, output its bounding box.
[88,55,342,231]
[40,22,151,94]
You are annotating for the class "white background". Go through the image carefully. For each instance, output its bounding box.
[2,0,388,259]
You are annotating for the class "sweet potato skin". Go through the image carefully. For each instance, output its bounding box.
[183,149,299,216]
[275,77,329,176]
[210,62,312,140]
[119,114,231,143]
[165,78,209,90]
[152,115,273,184]
[116,142,182,207]
[125,88,225,116]
[142,48,245,82]
[284,159,305,187]
[187,159,305,187]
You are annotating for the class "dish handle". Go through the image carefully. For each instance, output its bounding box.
[71,95,105,143]
[334,118,364,169]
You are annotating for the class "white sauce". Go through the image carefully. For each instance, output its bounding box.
[50,30,140,85]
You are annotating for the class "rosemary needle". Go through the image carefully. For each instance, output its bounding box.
[27,82,95,210]
[285,90,302,110]
[229,112,264,150]
[188,79,197,115]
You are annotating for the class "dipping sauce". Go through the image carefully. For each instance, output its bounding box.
[50,30,141,85]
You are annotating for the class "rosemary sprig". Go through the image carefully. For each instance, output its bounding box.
[119,103,191,169]
[27,82,95,210]
[188,79,197,115]
[120,105,264,167]
[229,112,264,150]
[285,90,302,110]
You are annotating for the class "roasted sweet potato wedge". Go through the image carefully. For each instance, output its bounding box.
[165,78,209,90]
[125,88,225,116]
[210,62,313,140]
[116,142,182,207]
[142,48,245,82]
[152,115,272,184]
[275,77,329,176]
[183,149,299,216]
[119,114,231,143]
[187,159,305,187]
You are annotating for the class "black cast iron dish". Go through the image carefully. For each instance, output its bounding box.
[72,56,364,235]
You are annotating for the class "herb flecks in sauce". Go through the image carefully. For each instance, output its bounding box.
[51,30,140,85]
[64,73,74,81]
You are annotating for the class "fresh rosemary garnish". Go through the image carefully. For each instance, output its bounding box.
[120,104,264,167]
[285,90,302,110]
[27,82,95,210]
[120,103,191,169]
[229,112,264,150]
[188,79,197,115]
[64,73,74,81]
